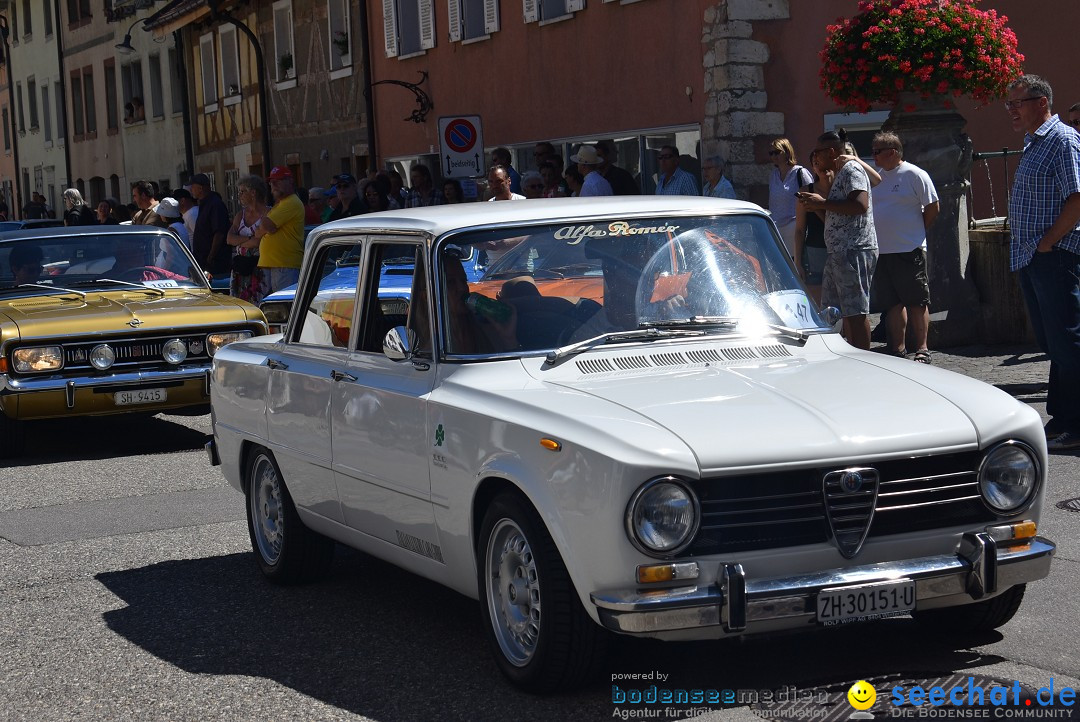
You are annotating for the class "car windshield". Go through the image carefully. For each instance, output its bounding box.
[437,214,826,356]
[0,232,208,293]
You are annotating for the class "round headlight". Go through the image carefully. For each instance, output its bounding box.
[978,441,1038,513]
[90,344,116,371]
[626,477,700,556]
[162,338,188,364]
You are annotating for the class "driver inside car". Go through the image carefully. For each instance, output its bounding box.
[7,244,44,286]
[105,237,186,281]
[443,248,518,354]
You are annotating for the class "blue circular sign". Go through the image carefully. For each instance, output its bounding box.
[444,119,477,154]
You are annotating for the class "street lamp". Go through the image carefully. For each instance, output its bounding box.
[115,19,143,55]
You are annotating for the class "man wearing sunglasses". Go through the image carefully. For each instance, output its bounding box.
[326,174,365,221]
[1006,74,1080,452]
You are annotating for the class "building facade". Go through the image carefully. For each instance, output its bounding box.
[3,0,67,218]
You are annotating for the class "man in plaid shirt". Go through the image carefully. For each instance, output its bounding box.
[1006,74,1080,451]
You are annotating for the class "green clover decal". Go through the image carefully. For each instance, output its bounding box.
[434,423,445,447]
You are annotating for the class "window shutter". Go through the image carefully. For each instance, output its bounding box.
[447,0,461,42]
[419,0,436,50]
[523,0,538,23]
[566,0,585,11]
[383,0,399,57]
[483,0,500,33]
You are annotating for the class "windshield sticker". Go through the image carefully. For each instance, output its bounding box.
[554,222,680,244]
[764,290,816,329]
[144,280,180,288]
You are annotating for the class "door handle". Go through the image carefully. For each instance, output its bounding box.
[330,369,357,382]
[267,358,288,370]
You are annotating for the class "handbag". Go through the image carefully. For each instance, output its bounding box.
[231,252,258,275]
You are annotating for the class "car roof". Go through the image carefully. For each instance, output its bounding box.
[312,196,766,239]
[0,225,168,243]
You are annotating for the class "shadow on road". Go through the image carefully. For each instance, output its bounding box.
[10,413,209,467]
[95,548,1013,721]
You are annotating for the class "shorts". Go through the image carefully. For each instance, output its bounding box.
[871,248,930,309]
[802,246,828,285]
[821,248,878,317]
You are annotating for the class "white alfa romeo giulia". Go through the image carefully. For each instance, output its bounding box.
[207,197,1054,692]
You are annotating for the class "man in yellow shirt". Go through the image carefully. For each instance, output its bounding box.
[255,166,306,294]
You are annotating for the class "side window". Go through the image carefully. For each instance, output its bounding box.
[357,242,429,355]
[293,241,363,348]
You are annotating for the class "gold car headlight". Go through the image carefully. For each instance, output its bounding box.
[206,331,254,357]
[13,346,64,373]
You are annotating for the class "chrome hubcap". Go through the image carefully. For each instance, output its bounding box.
[250,455,283,564]
[486,518,540,667]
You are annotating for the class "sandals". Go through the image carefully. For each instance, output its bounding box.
[912,350,932,364]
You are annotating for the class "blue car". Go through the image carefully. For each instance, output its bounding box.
[259,241,483,334]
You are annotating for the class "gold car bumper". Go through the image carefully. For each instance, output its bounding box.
[0,366,212,419]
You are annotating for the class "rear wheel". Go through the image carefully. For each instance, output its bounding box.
[245,447,334,583]
[914,584,1026,633]
[478,492,606,692]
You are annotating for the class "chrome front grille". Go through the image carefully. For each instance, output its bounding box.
[822,468,879,558]
[687,451,994,556]
[60,333,212,370]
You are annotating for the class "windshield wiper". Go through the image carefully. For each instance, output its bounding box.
[639,315,740,330]
[85,279,166,297]
[10,282,87,299]
[544,327,706,366]
[762,323,810,343]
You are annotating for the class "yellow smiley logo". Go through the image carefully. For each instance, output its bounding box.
[847,680,877,711]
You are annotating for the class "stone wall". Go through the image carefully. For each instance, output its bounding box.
[702,0,789,204]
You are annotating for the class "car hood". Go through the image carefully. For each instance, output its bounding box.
[0,290,255,337]
[530,340,1020,470]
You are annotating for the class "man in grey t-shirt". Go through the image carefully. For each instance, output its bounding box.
[798,131,878,349]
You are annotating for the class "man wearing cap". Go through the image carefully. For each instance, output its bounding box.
[130,180,162,226]
[190,173,232,277]
[254,166,306,294]
[173,188,199,240]
[572,146,613,197]
[326,174,365,221]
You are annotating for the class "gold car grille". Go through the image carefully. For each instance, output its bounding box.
[61,333,212,369]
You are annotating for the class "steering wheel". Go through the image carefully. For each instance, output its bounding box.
[113,266,159,282]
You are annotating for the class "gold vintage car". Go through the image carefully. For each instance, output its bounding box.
[0,225,267,456]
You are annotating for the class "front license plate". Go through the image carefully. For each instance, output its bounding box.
[114,388,167,406]
[817,579,916,626]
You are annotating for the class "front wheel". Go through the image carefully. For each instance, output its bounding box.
[914,584,1026,633]
[245,447,334,584]
[478,492,606,692]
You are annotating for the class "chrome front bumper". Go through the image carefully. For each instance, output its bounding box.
[1,365,212,395]
[590,533,1055,634]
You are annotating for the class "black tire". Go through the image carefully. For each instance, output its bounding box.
[245,447,334,584]
[477,492,607,692]
[0,413,26,459]
[914,584,1026,633]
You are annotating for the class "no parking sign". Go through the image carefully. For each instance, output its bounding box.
[438,115,484,178]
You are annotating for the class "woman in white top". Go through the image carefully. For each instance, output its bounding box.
[767,137,813,259]
[227,175,270,304]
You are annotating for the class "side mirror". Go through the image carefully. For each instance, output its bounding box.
[383,326,419,361]
[821,306,842,327]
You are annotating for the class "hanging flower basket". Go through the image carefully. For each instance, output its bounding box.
[819,0,1024,113]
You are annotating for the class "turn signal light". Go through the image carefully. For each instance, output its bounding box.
[636,562,699,584]
[986,520,1037,543]
[540,438,562,451]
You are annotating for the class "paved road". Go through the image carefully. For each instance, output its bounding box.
[1,345,1078,721]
